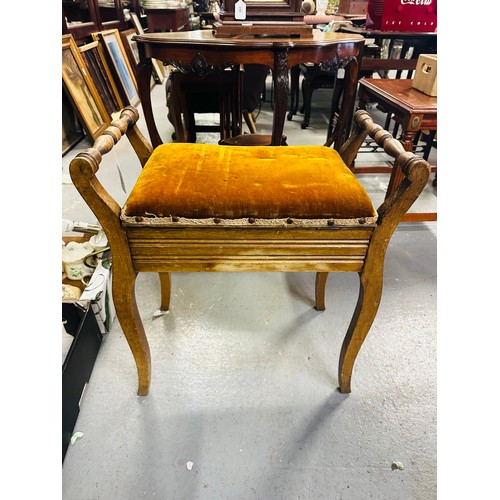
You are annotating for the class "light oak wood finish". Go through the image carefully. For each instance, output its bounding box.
[70,107,430,396]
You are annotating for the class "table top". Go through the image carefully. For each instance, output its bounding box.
[339,25,437,38]
[359,78,437,114]
[143,6,189,11]
[134,29,365,48]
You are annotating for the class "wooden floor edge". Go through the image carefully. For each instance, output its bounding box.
[401,212,437,223]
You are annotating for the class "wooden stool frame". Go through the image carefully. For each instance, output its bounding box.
[70,107,430,396]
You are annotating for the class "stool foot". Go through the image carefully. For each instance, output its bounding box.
[314,272,329,311]
[159,272,171,312]
[113,267,152,396]
[338,271,382,393]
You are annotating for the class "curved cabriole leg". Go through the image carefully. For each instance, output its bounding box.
[113,265,151,396]
[315,272,329,311]
[159,272,171,311]
[338,267,383,393]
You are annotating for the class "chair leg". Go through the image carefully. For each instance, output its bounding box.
[301,80,313,129]
[338,268,383,393]
[287,65,300,120]
[315,272,329,311]
[158,272,171,311]
[243,111,257,134]
[421,130,436,161]
[185,109,197,143]
[113,265,151,396]
[166,77,189,143]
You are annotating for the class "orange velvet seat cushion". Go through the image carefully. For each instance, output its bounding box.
[122,143,376,221]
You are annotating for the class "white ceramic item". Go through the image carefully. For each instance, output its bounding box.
[62,241,95,280]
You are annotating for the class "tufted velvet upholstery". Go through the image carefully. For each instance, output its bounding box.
[122,143,377,221]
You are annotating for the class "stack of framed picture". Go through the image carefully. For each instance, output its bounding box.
[91,28,140,109]
[62,34,110,151]
[62,21,164,155]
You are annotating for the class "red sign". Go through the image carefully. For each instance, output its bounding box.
[366,0,437,32]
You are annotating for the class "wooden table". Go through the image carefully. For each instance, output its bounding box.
[288,26,437,140]
[357,77,437,222]
[134,30,365,148]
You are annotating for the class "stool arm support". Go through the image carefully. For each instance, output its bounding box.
[338,109,412,166]
[339,153,429,391]
[69,106,151,256]
[336,110,430,393]
[340,110,431,226]
[69,106,153,396]
[343,109,430,233]
[69,107,145,225]
[123,108,154,167]
[337,110,370,166]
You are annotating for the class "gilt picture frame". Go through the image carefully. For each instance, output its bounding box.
[62,89,85,156]
[93,29,140,107]
[79,40,121,116]
[120,28,141,80]
[62,34,110,142]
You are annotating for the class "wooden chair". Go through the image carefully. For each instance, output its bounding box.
[166,64,268,143]
[288,44,380,131]
[240,64,269,134]
[166,67,243,143]
[69,107,430,396]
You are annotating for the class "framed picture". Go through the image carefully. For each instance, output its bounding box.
[62,89,85,156]
[120,28,140,79]
[62,34,110,142]
[79,40,121,116]
[129,11,165,84]
[129,11,145,36]
[93,29,140,107]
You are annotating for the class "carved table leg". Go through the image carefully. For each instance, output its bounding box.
[271,49,289,146]
[159,272,171,311]
[327,77,344,140]
[137,56,163,148]
[315,272,329,311]
[113,264,151,396]
[166,74,189,143]
[328,57,359,151]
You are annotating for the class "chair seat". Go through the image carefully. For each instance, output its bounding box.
[122,143,377,225]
